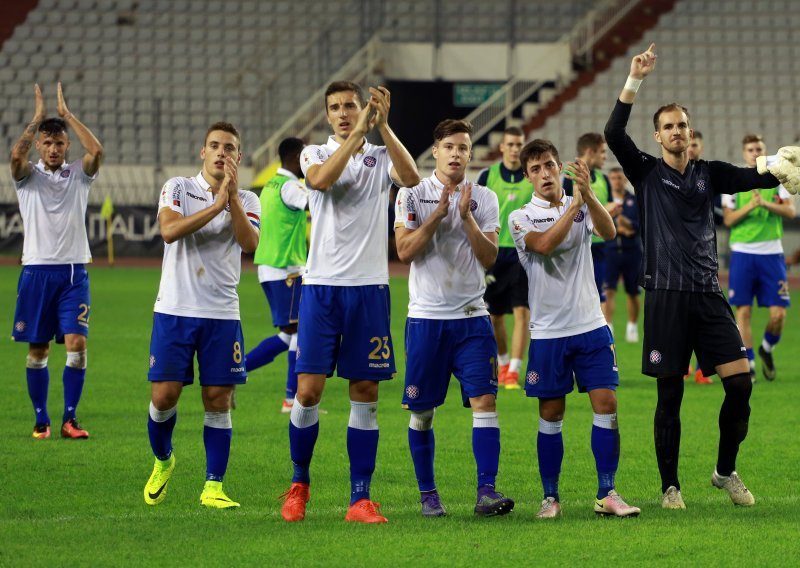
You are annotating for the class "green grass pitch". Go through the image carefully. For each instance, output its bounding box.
[1,264,799,566]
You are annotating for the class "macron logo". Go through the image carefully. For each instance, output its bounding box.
[533,217,555,223]
[661,178,680,189]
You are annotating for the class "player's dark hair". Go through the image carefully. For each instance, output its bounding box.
[576,132,604,155]
[693,130,703,140]
[652,103,691,131]
[742,133,764,147]
[205,121,241,150]
[520,139,560,170]
[278,137,304,163]
[38,118,68,136]
[325,81,365,108]
[433,119,473,144]
[503,126,524,138]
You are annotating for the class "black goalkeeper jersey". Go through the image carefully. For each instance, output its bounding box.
[605,100,780,292]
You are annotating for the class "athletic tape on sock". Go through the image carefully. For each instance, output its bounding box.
[349,401,379,430]
[66,350,87,369]
[538,417,563,435]
[473,411,499,429]
[26,355,48,369]
[149,401,177,423]
[409,408,435,431]
[290,401,320,428]
[204,410,232,429]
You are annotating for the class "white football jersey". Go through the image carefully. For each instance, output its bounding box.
[14,159,95,265]
[300,136,393,286]
[510,193,606,339]
[396,175,500,319]
[154,172,261,320]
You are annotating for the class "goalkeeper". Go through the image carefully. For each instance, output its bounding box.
[604,43,799,511]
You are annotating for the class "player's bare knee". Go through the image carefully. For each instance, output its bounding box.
[28,343,49,360]
[349,379,379,403]
[768,308,785,329]
[64,334,86,352]
[539,398,565,422]
[151,382,182,410]
[280,324,298,335]
[66,350,87,369]
[409,408,435,430]
[469,394,496,413]
[202,386,234,411]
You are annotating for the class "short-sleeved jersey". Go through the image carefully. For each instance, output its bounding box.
[154,172,260,320]
[300,136,394,286]
[14,159,95,265]
[395,175,500,319]
[722,185,791,254]
[509,193,607,339]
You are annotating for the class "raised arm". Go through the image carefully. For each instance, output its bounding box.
[57,83,103,177]
[458,183,498,269]
[394,186,451,264]
[604,44,658,182]
[10,84,45,181]
[370,87,420,187]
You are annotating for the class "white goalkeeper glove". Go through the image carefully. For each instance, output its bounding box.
[756,146,800,194]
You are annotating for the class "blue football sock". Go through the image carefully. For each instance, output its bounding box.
[245,335,290,372]
[204,411,233,482]
[538,418,563,501]
[763,331,780,352]
[592,413,620,499]
[147,403,177,461]
[408,427,436,492]
[26,366,50,426]
[289,402,320,484]
[62,365,86,422]
[746,348,755,362]
[286,350,298,400]
[348,401,379,504]
[472,412,500,489]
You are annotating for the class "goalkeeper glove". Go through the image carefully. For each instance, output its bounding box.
[756,146,800,194]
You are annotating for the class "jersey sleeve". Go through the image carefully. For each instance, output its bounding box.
[300,145,326,179]
[395,187,419,229]
[158,178,185,216]
[240,189,262,232]
[478,185,500,233]
[280,179,308,211]
[476,168,489,187]
[721,193,736,209]
[13,162,34,189]
[509,209,536,253]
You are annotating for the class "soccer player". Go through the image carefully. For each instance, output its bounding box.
[476,126,534,389]
[395,119,514,518]
[245,137,308,412]
[723,134,795,382]
[143,122,260,509]
[687,130,704,161]
[604,43,789,508]
[509,140,640,519]
[10,83,103,440]
[563,133,615,327]
[604,167,642,343]
[279,82,420,524]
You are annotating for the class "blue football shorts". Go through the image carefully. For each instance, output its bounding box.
[261,274,302,328]
[295,284,395,381]
[12,264,90,344]
[402,316,498,410]
[148,313,247,386]
[728,251,790,308]
[524,325,618,399]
